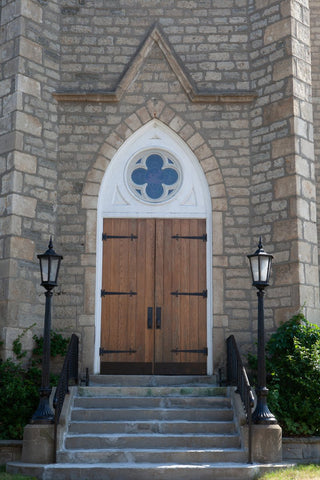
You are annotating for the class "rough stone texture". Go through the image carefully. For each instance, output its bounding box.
[0,0,61,360]
[0,441,22,464]
[283,436,320,461]
[21,425,54,464]
[0,0,320,374]
[251,424,283,463]
[311,0,320,305]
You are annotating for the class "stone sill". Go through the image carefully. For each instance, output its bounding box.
[53,91,257,104]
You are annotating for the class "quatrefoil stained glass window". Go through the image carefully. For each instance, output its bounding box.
[127,151,182,203]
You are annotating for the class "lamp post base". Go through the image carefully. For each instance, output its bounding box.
[30,388,54,424]
[252,387,278,425]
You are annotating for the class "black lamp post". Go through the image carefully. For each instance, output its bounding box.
[31,238,63,424]
[247,238,277,425]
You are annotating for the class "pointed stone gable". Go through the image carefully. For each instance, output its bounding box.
[53,25,256,104]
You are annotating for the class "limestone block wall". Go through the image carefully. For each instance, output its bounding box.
[310,0,320,287]
[53,0,256,372]
[248,0,319,342]
[0,0,319,372]
[0,0,61,359]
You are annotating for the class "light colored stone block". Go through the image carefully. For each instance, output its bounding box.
[16,112,42,137]
[12,151,37,174]
[86,210,97,254]
[212,211,223,255]
[16,74,41,97]
[301,178,316,199]
[78,314,95,326]
[8,194,37,218]
[272,136,294,158]
[19,37,42,64]
[9,236,35,261]
[251,424,282,463]
[1,171,23,194]
[273,58,293,81]
[213,267,224,315]
[21,425,54,464]
[84,268,96,314]
[274,176,296,199]
[21,0,43,23]
[264,18,291,45]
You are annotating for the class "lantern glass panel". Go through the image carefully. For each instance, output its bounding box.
[259,255,270,283]
[49,257,59,283]
[40,257,49,283]
[250,256,259,283]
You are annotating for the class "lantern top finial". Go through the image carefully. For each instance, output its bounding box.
[44,236,56,256]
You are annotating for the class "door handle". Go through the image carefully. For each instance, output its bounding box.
[147,307,153,329]
[156,307,161,329]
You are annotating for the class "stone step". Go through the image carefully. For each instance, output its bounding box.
[6,461,293,480]
[65,432,240,450]
[89,374,218,387]
[57,447,247,464]
[78,385,226,397]
[68,419,236,434]
[39,462,260,480]
[71,407,234,422]
[73,395,231,409]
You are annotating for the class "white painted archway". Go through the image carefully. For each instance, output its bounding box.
[94,119,213,374]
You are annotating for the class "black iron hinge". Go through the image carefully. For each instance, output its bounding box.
[102,233,137,241]
[171,347,208,356]
[171,290,207,298]
[172,234,207,242]
[99,347,136,356]
[101,290,137,297]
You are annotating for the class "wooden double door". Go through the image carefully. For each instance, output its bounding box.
[100,218,207,375]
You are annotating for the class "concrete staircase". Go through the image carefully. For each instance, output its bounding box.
[8,376,284,479]
[52,375,259,479]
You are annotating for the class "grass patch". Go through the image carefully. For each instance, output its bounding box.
[258,464,320,479]
[0,474,37,480]
[0,468,36,480]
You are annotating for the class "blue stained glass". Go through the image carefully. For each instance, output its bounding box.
[130,153,179,200]
[161,168,178,185]
[131,168,148,185]
[146,183,164,199]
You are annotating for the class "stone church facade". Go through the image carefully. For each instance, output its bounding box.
[1,0,320,375]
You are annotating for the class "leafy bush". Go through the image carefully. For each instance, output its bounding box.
[32,331,70,360]
[249,311,320,436]
[0,360,39,440]
[0,330,70,440]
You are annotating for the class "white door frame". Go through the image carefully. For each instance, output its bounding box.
[94,119,213,374]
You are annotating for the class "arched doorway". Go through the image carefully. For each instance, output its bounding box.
[94,120,213,374]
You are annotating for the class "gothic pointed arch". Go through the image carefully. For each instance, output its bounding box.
[80,103,227,374]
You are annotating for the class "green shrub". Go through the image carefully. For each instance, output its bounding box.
[0,330,70,440]
[32,331,70,360]
[249,311,320,436]
[0,359,39,440]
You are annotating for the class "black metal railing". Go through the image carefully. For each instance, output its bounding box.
[227,335,254,464]
[53,334,79,462]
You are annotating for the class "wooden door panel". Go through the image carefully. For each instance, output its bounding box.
[100,218,155,373]
[154,219,207,374]
[100,217,207,375]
